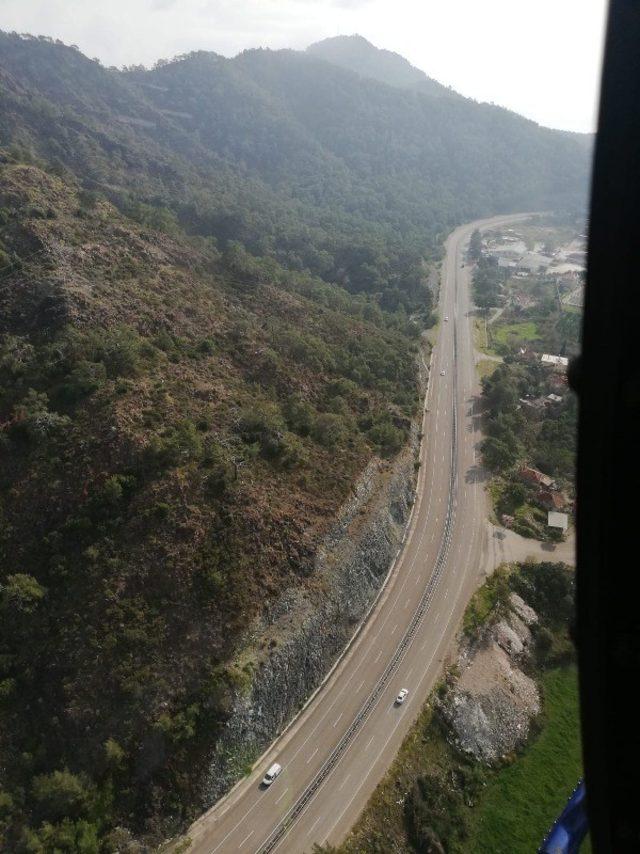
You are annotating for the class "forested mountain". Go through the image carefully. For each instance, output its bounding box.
[307,34,459,99]
[0,28,591,851]
[0,31,590,253]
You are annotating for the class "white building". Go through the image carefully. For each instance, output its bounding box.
[548,511,569,531]
[541,354,569,368]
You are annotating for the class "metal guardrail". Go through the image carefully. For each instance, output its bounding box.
[257,270,462,853]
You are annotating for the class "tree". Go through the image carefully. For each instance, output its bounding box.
[500,481,527,513]
[97,327,142,378]
[104,738,125,769]
[145,420,204,470]
[468,229,482,261]
[535,625,554,663]
[57,360,106,404]
[0,574,46,614]
[203,443,235,498]
[482,365,521,415]
[367,420,404,456]
[480,436,519,472]
[556,310,581,352]
[311,413,347,448]
[31,770,91,821]
[513,561,574,625]
[10,390,70,443]
[21,818,100,853]
[283,396,315,437]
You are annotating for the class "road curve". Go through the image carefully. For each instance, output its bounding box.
[183,213,533,854]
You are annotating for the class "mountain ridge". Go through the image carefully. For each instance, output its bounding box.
[306,34,593,139]
[306,33,460,101]
[0,30,591,234]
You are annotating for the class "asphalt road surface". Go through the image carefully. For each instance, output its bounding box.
[185,213,533,854]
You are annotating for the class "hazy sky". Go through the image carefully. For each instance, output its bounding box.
[0,0,607,133]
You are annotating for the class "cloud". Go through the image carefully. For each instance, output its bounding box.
[289,0,373,5]
[331,0,374,7]
[283,0,374,5]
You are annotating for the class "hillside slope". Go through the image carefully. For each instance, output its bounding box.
[0,159,422,849]
[0,29,591,850]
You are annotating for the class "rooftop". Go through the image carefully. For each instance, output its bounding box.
[541,354,569,367]
[548,511,569,531]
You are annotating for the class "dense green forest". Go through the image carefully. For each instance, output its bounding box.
[0,31,590,277]
[0,29,590,851]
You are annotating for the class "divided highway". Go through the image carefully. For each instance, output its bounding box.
[185,214,531,854]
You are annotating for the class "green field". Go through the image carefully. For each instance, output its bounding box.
[466,666,585,853]
[492,320,539,347]
[474,317,495,355]
[476,358,500,380]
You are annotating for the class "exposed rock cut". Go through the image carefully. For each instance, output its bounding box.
[445,599,541,764]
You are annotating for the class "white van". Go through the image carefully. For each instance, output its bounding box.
[262,762,282,786]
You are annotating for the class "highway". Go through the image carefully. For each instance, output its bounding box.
[184,213,532,854]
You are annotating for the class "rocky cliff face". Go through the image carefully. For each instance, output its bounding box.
[200,427,420,804]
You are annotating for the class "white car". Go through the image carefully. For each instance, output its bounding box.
[262,762,282,786]
[440,369,446,376]
[444,316,449,322]
[395,688,409,705]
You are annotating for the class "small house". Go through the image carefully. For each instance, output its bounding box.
[519,466,556,490]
